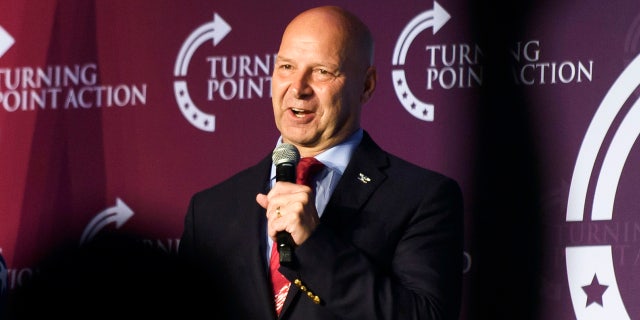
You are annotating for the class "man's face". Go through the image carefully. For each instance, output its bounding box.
[271,14,366,155]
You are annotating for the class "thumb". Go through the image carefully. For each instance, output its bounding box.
[256,193,268,209]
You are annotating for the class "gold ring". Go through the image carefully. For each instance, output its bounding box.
[275,207,281,217]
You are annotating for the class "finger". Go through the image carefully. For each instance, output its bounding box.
[267,208,288,238]
[268,181,311,200]
[275,206,282,218]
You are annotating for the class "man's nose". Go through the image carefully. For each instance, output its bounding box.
[291,72,312,98]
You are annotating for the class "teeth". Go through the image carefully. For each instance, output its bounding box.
[292,108,305,117]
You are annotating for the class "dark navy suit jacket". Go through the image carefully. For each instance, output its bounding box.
[179,131,463,320]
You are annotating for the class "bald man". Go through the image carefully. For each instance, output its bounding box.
[179,6,464,320]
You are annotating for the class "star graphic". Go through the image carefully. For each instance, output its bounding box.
[582,274,608,307]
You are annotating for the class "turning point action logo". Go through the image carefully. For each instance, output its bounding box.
[0,26,147,112]
[173,13,274,133]
[391,1,450,122]
[565,53,640,320]
[391,1,482,122]
[173,13,231,132]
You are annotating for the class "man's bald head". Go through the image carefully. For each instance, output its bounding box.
[282,6,374,67]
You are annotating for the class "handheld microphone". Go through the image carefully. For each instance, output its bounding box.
[271,143,300,265]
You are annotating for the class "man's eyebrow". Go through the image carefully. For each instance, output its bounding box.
[275,55,293,63]
[275,55,341,71]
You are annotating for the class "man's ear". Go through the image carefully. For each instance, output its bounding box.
[360,66,377,103]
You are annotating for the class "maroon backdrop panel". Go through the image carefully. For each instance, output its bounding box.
[1,1,639,319]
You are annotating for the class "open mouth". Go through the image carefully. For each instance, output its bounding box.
[291,108,310,117]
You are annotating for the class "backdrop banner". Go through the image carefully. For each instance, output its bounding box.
[1,1,639,319]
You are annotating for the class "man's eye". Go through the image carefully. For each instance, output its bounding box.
[315,69,335,77]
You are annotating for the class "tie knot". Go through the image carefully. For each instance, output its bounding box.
[296,157,325,187]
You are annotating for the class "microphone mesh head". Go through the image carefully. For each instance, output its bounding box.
[272,143,300,166]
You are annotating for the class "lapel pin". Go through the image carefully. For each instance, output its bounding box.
[357,173,371,184]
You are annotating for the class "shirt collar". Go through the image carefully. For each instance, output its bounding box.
[313,129,362,175]
[271,128,363,177]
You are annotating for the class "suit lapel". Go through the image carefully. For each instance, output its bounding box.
[235,155,279,317]
[322,131,388,226]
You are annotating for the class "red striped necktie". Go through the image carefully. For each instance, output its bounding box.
[270,157,325,315]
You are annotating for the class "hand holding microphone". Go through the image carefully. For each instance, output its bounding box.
[271,143,300,264]
[256,143,325,265]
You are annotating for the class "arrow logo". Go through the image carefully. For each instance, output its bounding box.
[391,1,450,122]
[79,198,134,245]
[173,13,232,132]
[0,26,15,58]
